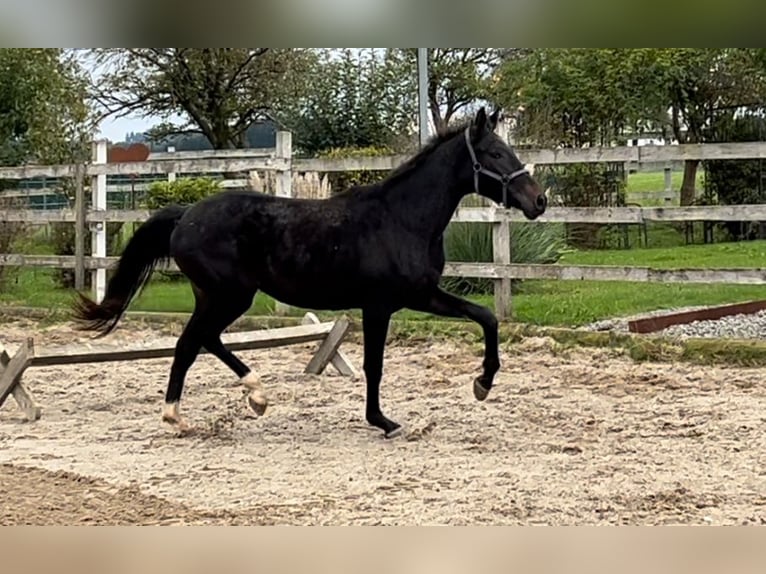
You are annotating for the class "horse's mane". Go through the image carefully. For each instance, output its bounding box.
[379,121,469,190]
[331,121,470,199]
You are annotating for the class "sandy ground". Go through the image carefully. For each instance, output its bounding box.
[1,318,766,525]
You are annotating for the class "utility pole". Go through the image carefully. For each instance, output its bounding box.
[417,48,430,146]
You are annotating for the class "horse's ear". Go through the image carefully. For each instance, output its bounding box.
[471,107,488,140]
[488,108,502,131]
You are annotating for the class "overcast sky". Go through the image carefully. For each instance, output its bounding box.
[95,114,151,142]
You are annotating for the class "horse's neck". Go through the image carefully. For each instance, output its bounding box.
[386,178,464,237]
[382,150,468,237]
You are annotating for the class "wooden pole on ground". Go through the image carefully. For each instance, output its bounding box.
[303,316,352,376]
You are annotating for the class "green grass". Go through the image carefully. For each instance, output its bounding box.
[2,175,763,329]
[626,170,705,195]
[503,240,766,326]
[0,269,281,315]
[510,281,765,326]
[3,239,765,328]
[561,239,766,269]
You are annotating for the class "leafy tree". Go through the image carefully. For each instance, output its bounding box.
[494,48,766,206]
[402,49,504,134]
[492,49,650,247]
[0,48,92,165]
[427,48,504,132]
[275,49,416,156]
[647,49,766,205]
[89,48,315,149]
[703,112,766,240]
[493,48,660,148]
[0,49,92,285]
[280,48,508,155]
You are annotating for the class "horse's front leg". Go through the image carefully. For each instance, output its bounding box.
[361,307,401,438]
[408,287,500,401]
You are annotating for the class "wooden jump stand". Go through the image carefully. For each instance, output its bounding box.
[0,338,39,421]
[0,312,357,422]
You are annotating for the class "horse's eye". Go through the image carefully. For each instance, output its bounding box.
[491,152,502,159]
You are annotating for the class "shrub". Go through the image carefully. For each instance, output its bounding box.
[144,177,221,209]
[535,162,626,249]
[441,221,568,296]
[703,113,766,241]
[316,146,393,193]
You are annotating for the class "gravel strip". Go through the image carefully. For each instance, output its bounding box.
[656,310,766,340]
[583,307,766,340]
[582,306,710,334]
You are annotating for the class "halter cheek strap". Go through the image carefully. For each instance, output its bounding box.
[464,126,528,207]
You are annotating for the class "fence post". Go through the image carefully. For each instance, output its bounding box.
[274,131,292,315]
[663,164,673,205]
[274,131,292,198]
[492,213,512,320]
[73,162,86,291]
[91,140,108,303]
[167,146,176,183]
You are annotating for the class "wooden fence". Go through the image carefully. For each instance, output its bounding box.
[2,134,766,320]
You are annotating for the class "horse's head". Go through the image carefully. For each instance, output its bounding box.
[464,107,547,220]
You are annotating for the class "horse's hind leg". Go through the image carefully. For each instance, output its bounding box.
[162,310,206,432]
[161,284,247,432]
[192,285,268,416]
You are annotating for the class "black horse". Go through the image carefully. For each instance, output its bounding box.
[74,107,547,438]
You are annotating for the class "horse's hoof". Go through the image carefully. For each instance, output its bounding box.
[162,416,193,435]
[247,392,268,417]
[384,425,403,439]
[473,378,491,401]
[161,402,192,432]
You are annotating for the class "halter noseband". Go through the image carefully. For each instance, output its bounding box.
[464,126,528,208]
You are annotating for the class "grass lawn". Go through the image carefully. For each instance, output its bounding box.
[507,239,766,326]
[2,170,763,328]
[561,239,766,269]
[625,170,705,195]
[2,240,765,328]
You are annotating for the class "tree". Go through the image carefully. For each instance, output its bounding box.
[494,49,766,206]
[275,49,417,156]
[493,48,661,148]
[491,49,659,248]
[0,49,93,285]
[402,48,503,134]
[89,48,315,149]
[647,49,766,205]
[0,48,92,165]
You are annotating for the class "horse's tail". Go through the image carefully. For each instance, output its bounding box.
[72,204,188,336]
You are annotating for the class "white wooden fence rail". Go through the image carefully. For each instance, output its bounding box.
[2,136,766,319]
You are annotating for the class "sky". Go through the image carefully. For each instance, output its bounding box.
[76,49,166,143]
[96,114,153,143]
